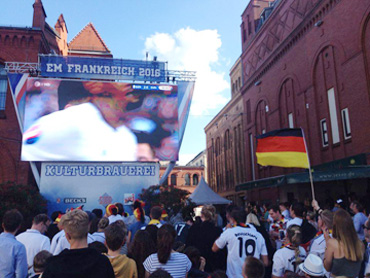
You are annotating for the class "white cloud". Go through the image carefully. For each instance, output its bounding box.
[144,27,229,116]
[178,153,198,166]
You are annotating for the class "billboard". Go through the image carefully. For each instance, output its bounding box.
[40,162,159,214]
[21,78,178,161]
[40,55,166,82]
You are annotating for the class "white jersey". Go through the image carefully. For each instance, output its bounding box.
[286,217,303,229]
[309,233,332,277]
[22,102,137,161]
[215,225,267,278]
[272,246,306,277]
[269,218,288,249]
[309,234,326,260]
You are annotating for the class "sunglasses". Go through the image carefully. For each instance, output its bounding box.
[362,224,370,230]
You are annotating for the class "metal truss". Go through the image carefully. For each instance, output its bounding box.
[4,61,197,82]
[5,62,40,74]
[166,70,197,82]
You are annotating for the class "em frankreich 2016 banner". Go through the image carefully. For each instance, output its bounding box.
[40,162,159,214]
[40,55,166,82]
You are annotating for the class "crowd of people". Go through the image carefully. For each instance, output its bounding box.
[1,197,370,278]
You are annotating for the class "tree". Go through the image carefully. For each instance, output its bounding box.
[0,182,47,232]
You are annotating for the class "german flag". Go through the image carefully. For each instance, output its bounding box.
[256,128,309,169]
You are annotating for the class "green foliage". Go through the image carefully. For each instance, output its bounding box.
[139,184,195,216]
[0,182,47,231]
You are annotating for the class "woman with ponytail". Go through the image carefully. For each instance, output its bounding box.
[272,224,307,278]
[127,200,150,244]
[143,224,191,278]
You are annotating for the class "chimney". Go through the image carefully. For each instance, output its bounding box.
[32,0,47,31]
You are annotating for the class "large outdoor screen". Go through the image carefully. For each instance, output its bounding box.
[21,78,178,162]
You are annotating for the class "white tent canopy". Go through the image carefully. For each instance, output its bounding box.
[189,177,232,205]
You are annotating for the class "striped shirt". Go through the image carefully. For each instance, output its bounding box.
[143,252,191,278]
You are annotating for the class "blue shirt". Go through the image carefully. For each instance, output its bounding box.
[0,232,28,278]
[129,221,147,240]
[353,212,367,240]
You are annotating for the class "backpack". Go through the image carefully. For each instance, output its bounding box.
[300,219,317,245]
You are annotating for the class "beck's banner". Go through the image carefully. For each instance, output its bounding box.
[40,55,166,82]
[21,78,179,162]
[40,162,159,215]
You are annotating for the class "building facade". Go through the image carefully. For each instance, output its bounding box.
[237,0,370,204]
[206,0,370,206]
[186,150,207,181]
[0,0,112,185]
[205,57,247,205]
[159,166,204,194]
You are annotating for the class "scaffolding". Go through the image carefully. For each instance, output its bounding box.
[5,61,197,82]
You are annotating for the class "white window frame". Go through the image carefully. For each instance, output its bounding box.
[341,108,351,140]
[327,88,340,144]
[320,119,329,147]
[288,113,294,128]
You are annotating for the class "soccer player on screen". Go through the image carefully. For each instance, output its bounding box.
[22,80,138,161]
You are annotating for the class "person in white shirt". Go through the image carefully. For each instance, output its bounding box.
[16,214,51,272]
[309,201,333,261]
[308,206,333,278]
[286,202,305,229]
[212,207,268,278]
[268,205,288,250]
[272,225,307,278]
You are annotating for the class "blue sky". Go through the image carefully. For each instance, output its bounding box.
[2,0,248,164]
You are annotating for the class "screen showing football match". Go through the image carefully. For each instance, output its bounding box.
[21,78,178,162]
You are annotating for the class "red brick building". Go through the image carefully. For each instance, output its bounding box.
[207,0,370,205]
[0,0,112,185]
[159,166,204,194]
[239,0,370,204]
[205,57,247,205]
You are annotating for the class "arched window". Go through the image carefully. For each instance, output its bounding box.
[193,174,199,186]
[170,174,177,185]
[185,174,190,186]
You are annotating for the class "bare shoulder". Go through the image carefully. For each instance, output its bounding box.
[326,238,338,248]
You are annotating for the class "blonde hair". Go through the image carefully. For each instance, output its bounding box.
[201,205,216,223]
[286,225,303,265]
[97,217,109,230]
[333,209,364,261]
[62,210,89,239]
[246,213,260,227]
[319,209,333,229]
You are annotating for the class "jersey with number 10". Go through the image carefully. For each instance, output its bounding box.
[215,226,267,278]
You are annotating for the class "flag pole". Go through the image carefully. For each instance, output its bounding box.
[301,128,316,200]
